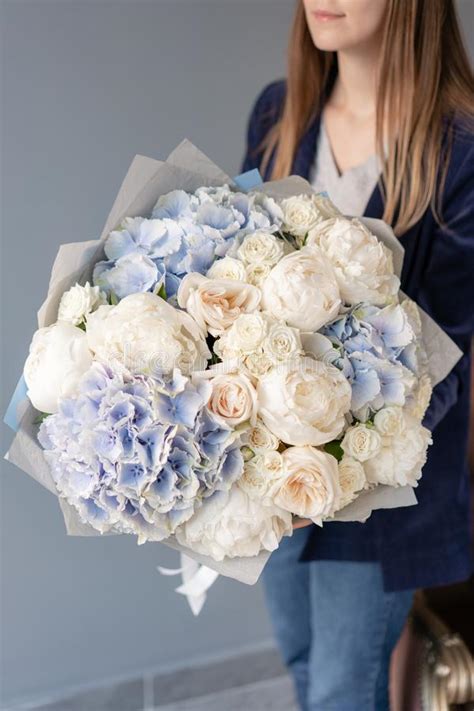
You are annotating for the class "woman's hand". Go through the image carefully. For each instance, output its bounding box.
[293,517,313,529]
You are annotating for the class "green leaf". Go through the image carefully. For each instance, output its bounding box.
[324,440,344,462]
[34,411,52,425]
[157,283,167,301]
[76,321,86,331]
[109,291,119,306]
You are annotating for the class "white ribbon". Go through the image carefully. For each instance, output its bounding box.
[158,552,219,616]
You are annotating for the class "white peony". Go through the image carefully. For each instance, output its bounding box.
[273,446,341,524]
[207,257,247,282]
[374,406,406,436]
[58,281,106,325]
[281,195,327,238]
[261,247,341,331]
[86,292,210,376]
[406,374,433,421]
[175,487,293,561]
[336,456,367,510]
[177,273,261,336]
[24,322,93,413]
[257,357,351,446]
[341,424,382,462]
[307,218,399,306]
[237,230,284,266]
[364,414,432,487]
[196,368,258,427]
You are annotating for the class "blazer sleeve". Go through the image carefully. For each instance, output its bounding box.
[240,79,286,175]
[420,135,474,431]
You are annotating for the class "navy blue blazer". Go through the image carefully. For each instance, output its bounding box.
[241,79,474,592]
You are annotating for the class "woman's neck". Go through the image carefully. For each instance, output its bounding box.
[329,42,381,119]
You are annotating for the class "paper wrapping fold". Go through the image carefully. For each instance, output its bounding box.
[4,140,462,586]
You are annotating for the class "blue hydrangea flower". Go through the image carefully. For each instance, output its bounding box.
[320,303,416,416]
[38,362,244,544]
[92,185,284,303]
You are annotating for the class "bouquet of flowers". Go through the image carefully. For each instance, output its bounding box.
[5,141,461,609]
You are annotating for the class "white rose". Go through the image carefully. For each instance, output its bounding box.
[341,424,382,462]
[364,414,432,487]
[239,451,285,500]
[374,406,406,436]
[257,357,351,446]
[245,263,272,287]
[221,313,268,356]
[261,247,341,331]
[281,195,326,237]
[263,322,303,362]
[336,456,367,510]
[273,446,341,524]
[24,322,93,413]
[86,292,210,376]
[177,273,261,336]
[307,218,400,306]
[176,488,292,561]
[207,257,247,281]
[237,230,284,266]
[243,351,276,380]
[241,420,280,452]
[58,281,106,325]
[198,369,258,427]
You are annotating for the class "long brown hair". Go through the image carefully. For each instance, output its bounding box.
[261,0,474,235]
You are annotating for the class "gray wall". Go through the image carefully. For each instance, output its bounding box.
[1,0,473,708]
[0,1,293,707]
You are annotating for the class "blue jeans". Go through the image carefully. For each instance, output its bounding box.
[262,527,414,711]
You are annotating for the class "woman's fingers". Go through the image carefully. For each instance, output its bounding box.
[292,517,313,529]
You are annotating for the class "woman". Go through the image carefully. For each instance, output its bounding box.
[241,1,474,709]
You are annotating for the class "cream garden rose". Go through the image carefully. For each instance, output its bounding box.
[24,322,93,413]
[341,424,382,462]
[307,217,400,306]
[199,369,258,427]
[207,256,247,281]
[86,292,210,375]
[261,247,341,331]
[58,281,106,325]
[177,273,261,336]
[273,446,341,524]
[336,456,367,510]
[257,357,352,446]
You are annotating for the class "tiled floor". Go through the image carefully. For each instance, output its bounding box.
[10,647,297,711]
[153,676,298,711]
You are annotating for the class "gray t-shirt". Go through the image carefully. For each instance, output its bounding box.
[309,118,381,217]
